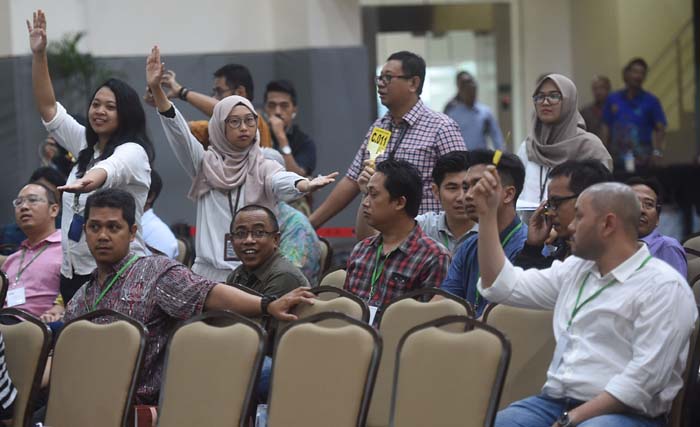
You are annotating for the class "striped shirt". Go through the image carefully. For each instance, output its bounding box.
[347,100,466,214]
[0,333,17,411]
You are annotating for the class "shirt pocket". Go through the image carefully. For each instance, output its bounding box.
[387,272,410,294]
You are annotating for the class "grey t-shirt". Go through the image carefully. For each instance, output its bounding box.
[226,251,310,296]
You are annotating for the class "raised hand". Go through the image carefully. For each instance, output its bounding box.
[297,172,340,193]
[526,200,553,246]
[57,177,96,194]
[160,70,182,99]
[27,10,48,54]
[472,165,503,218]
[146,46,165,90]
[357,159,375,194]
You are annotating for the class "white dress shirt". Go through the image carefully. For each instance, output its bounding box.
[44,103,150,277]
[141,209,179,259]
[478,244,697,417]
[159,106,305,282]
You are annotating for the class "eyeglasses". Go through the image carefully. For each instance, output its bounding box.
[225,115,257,130]
[12,195,47,208]
[211,87,233,99]
[545,194,579,212]
[533,92,563,105]
[231,229,277,241]
[375,74,412,85]
[640,200,661,211]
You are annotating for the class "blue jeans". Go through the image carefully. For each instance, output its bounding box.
[256,356,272,402]
[495,395,666,427]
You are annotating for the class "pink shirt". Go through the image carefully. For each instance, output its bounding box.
[2,230,62,316]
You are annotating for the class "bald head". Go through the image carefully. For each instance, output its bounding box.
[581,182,640,238]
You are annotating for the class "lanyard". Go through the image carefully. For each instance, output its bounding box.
[227,189,242,232]
[85,254,139,311]
[14,244,50,285]
[368,242,390,302]
[387,123,409,160]
[567,254,653,328]
[475,222,524,307]
[538,166,551,202]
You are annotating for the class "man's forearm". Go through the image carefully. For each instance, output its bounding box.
[309,177,360,228]
[653,125,666,151]
[181,90,218,117]
[567,392,627,426]
[204,284,261,317]
[477,214,506,289]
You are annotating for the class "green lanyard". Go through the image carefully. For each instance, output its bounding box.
[14,244,50,285]
[475,222,524,307]
[567,254,653,329]
[84,255,139,311]
[369,243,390,302]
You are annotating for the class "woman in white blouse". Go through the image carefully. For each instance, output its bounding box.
[28,10,153,302]
[146,46,337,281]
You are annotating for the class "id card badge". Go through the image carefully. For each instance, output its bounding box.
[223,233,240,261]
[68,213,85,242]
[6,288,26,307]
[550,330,571,372]
[368,305,379,325]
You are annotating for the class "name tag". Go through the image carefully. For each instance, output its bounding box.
[367,127,392,161]
[7,288,26,307]
[368,305,379,325]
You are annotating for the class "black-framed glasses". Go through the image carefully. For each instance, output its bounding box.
[231,229,277,241]
[639,199,661,211]
[211,87,234,99]
[533,92,563,105]
[12,195,47,208]
[545,194,579,212]
[375,74,412,85]
[225,115,257,130]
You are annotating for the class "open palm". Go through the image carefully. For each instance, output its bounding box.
[146,46,165,89]
[26,10,48,53]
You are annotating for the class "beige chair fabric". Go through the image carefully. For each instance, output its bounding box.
[390,319,508,427]
[277,287,368,331]
[367,295,471,427]
[683,233,700,255]
[157,314,264,427]
[0,310,50,427]
[483,304,555,409]
[176,239,187,265]
[45,314,144,427]
[267,315,379,427]
[319,269,346,289]
[687,257,700,283]
[668,308,699,427]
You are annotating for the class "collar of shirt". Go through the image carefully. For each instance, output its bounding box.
[20,229,61,249]
[249,251,283,282]
[383,99,426,128]
[499,215,522,242]
[588,243,650,283]
[437,212,478,239]
[640,228,662,245]
[370,222,422,256]
[91,251,138,281]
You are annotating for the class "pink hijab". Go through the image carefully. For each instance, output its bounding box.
[525,74,612,170]
[188,95,283,211]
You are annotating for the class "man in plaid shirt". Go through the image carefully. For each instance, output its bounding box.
[344,160,450,324]
[310,51,465,228]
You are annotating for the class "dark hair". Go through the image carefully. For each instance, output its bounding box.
[432,151,469,186]
[375,159,423,218]
[624,57,648,74]
[148,169,163,206]
[548,160,612,195]
[456,71,470,82]
[85,188,136,227]
[387,51,426,95]
[214,64,255,101]
[626,176,663,213]
[29,166,67,188]
[78,79,155,178]
[264,80,297,106]
[232,204,279,232]
[466,149,526,203]
[26,181,57,205]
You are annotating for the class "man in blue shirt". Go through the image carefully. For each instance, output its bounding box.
[602,58,667,170]
[444,71,505,151]
[439,149,527,316]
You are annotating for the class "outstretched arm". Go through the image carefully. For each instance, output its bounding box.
[309,177,361,228]
[28,10,57,122]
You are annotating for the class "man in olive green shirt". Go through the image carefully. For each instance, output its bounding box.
[226,205,309,296]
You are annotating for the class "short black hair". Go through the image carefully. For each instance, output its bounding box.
[548,160,612,195]
[232,204,279,232]
[26,181,57,205]
[264,80,297,106]
[85,188,136,228]
[214,64,255,101]
[387,51,426,95]
[29,166,67,188]
[375,159,423,218]
[148,170,163,206]
[624,57,648,74]
[432,151,469,186]
[466,149,526,203]
[626,176,664,213]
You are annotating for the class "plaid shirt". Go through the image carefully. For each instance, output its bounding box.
[65,254,217,404]
[343,224,450,318]
[347,100,465,214]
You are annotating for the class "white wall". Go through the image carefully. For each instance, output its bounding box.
[2,0,362,57]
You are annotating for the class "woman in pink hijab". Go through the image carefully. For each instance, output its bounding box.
[146,46,337,281]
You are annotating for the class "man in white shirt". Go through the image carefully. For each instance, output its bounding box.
[142,170,178,259]
[472,171,696,427]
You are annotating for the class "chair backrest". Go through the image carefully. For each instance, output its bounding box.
[267,312,381,427]
[318,237,334,277]
[0,272,8,308]
[668,304,700,427]
[175,238,193,268]
[0,309,51,427]
[319,269,347,289]
[45,309,146,427]
[390,316,510,427]
[367,288,473,427]
[288,286,369,326]
[687,258,700,284]
[482,303,555,408]
[157,311,266,427]
[693,277,700,306]
[682,232,700,254]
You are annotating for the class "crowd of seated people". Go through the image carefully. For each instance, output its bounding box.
[0,8,695,426]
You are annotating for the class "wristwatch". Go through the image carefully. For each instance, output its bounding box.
[280,145,292,155]
[261,294,278,316]
[556,411,574,427]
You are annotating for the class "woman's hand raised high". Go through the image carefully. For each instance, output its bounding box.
[26,9,48,54]
[146,46,165,90]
